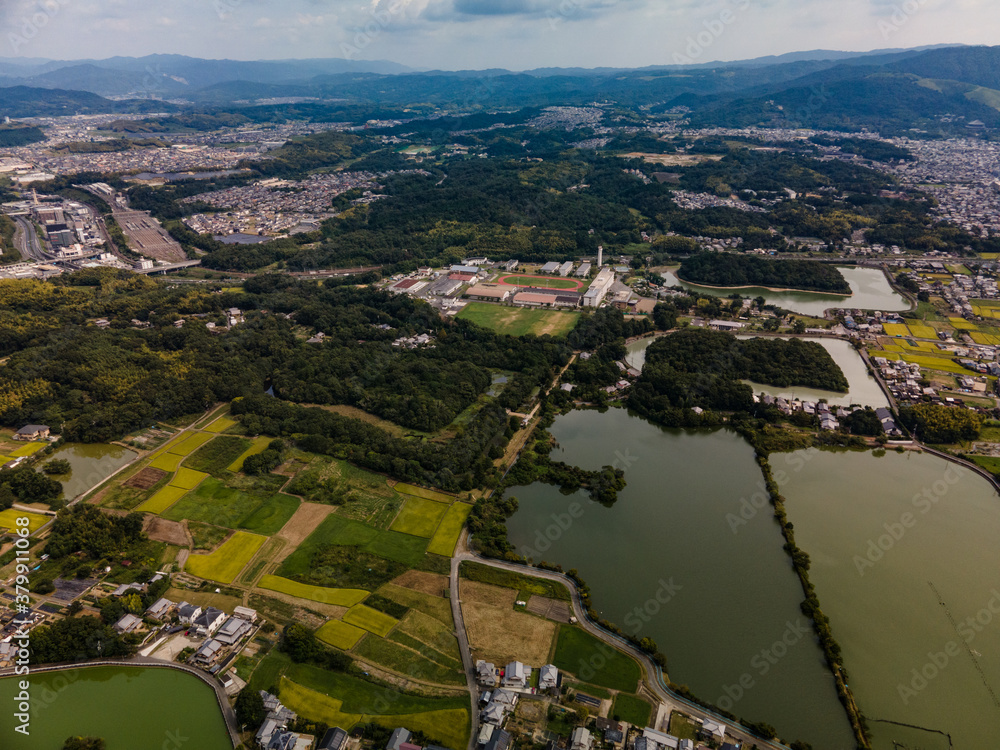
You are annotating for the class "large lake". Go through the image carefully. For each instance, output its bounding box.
[0,666,231,749]
[779,448,1000,750]
[660,266,910,317]
[625,335,889,408]
[505,408,855,748]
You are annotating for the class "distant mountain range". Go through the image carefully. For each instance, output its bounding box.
[3,45,1000,135]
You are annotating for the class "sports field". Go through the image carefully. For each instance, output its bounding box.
[185,530,266,583]
[342,604,399,637]
[0,509,49,533]
[427,503,473,557]
[258,575,368,607]
[456,302,580,337]
[316,620,367,650]
[497,273,584,291]
[390,496,450,538]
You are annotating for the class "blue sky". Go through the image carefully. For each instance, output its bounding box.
[2,0,994,69]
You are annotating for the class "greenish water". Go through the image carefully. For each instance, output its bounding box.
[660,266,910,316]
[505,408,855,748]
[625,335,889,408]
[0,666,231,749]
[45,444,138,501]
[780,449,1000,750]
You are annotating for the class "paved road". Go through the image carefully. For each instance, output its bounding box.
[449,550,481,750]
[452,535,794,750]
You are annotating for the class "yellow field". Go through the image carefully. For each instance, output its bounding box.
[0,509,49,533]
[365,709,469,749]
[136,485,188,514]
[893,339,940,353]
[908,324,938,339]
[343,604,399,637]
[168,432,215,456]
[227,436,272,472]
[882,323,910,337]
[170,468,208,490]
[393,483,455,503]
[427,503,473,557]
[949,317,977,330]
[970,331,1000,346]
[316,620,367,650]
[9,442,46,458]
[880,352,971,375]
[149,436,184,458]
[185,531,266,583]
[258,575,368,607]
[205,417,238,433]
[148,453,183,472]
[278,679,362,727]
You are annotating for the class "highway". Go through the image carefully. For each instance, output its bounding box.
[13,216,51,262]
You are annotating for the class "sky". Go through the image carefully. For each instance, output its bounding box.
[1,0,997,70]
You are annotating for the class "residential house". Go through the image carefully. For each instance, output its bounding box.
[317,728,348,750]
[386,728,411,750]
[177,602,202,625]
[234,606,258,622]
[193,607,227,637]
[538,664,558,691]
[502,661,527,688]
[13,425,49,441]
[570,727,593,750]
[267,732,312,750]
[192,639,223,667]
[113,613,142,634]
[113,582,143,597]
[145,597,175,620]
[484,729,511,750]
[699,720,727,744]
[476,660,497,687]
[215,616,252,646]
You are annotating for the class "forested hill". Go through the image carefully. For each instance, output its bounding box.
[677,253,851,293]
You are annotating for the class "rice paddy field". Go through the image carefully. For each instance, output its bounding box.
[184,530,266,583]
[0,509,49,534]
[390,496,450,538]
[316,620,367,650]
[257,575,368,607]
[426,503,473,557]
[342,604,399,637]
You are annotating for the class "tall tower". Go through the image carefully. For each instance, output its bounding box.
[597,245,603,267]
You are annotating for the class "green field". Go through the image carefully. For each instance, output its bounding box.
[258,575,369,607]
[879,351,972,375]
[136,485,188,514]
[552,625,641,692]
[393,483,455,503]
[0,509,49,533]
[343,604,399,637]
[354,634,465,686]
[163,477,296,532]
[426,503,472,557]
[499,274,582,290]
[278,678,361,728]
[316,620,367,650]
[377,584,453,625]
[183,435,252,476]
[611,692,652,725]
[185,530,266,583]
[240,494,300,535]
[9,442,45,458]
[456,302,581,337]
[227,436,273,472]
[390,496,450,538]
[396,610,461,660]
[460,561,571,601]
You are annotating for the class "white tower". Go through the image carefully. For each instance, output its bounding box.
[597,245,603,267]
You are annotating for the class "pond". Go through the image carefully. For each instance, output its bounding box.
[660,266,910,317]
[0,666,231,750]
[44,444,138,502]
[779,448,1000,750]
[505,408,855,748]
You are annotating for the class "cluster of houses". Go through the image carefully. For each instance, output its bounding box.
[754,394,847,431]
[254,695,354,750]
[475,660,560,748]
[634,722,735,750]
[384,728,452,750]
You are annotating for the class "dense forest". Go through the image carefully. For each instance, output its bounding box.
[0,125,45,147]
[678,253,852,293]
